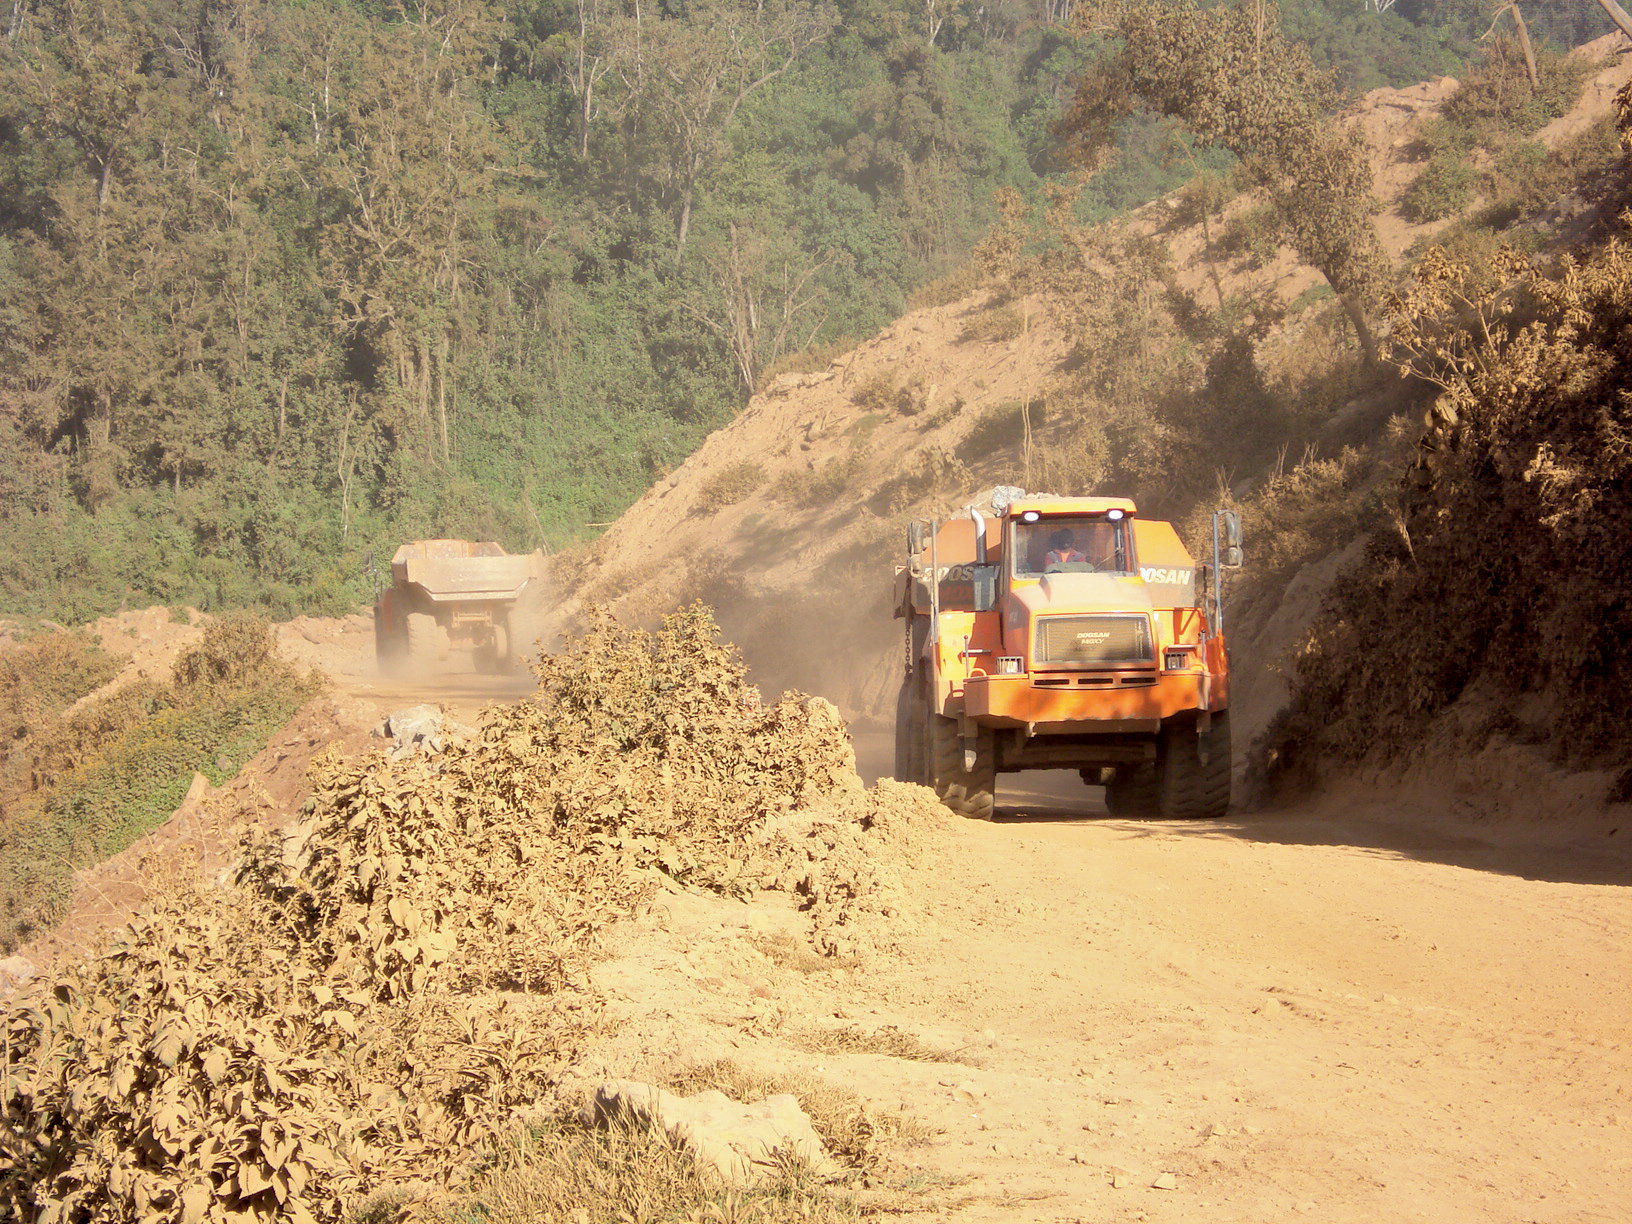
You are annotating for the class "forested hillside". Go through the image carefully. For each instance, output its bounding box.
[0,0,1593,620]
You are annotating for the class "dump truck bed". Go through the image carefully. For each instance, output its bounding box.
[390,540,545,603]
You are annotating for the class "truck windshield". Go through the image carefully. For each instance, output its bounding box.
[1012,516,1131,576]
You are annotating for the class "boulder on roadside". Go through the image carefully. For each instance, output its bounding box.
[380,704,456,758]
[579,1079,843,1186]
[0,955,36,993]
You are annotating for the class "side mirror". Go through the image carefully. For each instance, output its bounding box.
[1218,508,1242,549]
[907,521,926,556]
[972,563,999,612]
[1221,546,1244,569]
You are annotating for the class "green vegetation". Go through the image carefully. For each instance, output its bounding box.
[0,615,320,950]
[0,0,1578,625]
[0,0,1100,621]
[1403,37,1594,223]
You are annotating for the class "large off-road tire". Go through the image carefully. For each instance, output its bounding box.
[1156,712,1232,819]
[894,677,927,785]
[405,612,439,670]
[373,606,404,673]
[928,713,995,820]
[478,619,512,674]
[1104,762,1162,818]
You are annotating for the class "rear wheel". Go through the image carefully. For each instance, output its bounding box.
[1156,713,1232,819]
[928,712,995,820]
[374,605,405,673]
[406,612,439,670]
[1105,762,1161,818]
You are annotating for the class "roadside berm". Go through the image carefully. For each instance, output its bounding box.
[0,606,955,1222]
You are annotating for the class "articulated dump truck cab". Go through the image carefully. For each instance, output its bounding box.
[893,492,1239,820]
[374,539,548,675]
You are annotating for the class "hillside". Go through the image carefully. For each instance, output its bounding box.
[542,33,1632,763]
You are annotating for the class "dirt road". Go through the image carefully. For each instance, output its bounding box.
[832,810,1629,1222]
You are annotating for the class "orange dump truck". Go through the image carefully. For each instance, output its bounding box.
[893,489,1241,819]
[374,539,547,674]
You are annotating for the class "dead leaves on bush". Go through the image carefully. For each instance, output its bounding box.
[1,604,948,1223]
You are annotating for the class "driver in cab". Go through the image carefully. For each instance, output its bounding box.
[1045,528,1085,568]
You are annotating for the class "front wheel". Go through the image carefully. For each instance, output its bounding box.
[928,713,995,820]
[1157,712,1231,819]
[1104,762,1161,818]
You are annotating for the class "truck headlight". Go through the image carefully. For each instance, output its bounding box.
[1163,647,1193,671]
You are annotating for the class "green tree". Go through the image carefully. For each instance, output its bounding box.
[1061,0,1388,358]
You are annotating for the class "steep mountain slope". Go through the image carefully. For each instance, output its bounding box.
[541,36,1632,757]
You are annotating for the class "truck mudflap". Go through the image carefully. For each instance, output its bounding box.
[961,671,1217,727]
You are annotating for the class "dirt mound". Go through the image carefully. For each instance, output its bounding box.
[0,607,952,1223]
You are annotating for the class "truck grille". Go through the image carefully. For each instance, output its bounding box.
[1035,615,1154,667]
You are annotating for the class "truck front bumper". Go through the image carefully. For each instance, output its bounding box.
[961,671,1213,732]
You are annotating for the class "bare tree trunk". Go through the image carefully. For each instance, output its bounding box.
[675,190,693,263]
[1339,291,1379,368]
[1509,4,1539,89]
[1486,4,1540,87]
[436,334,450,467]
[1594,0,1632,43]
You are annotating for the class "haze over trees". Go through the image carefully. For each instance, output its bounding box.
[0,0,1591,620]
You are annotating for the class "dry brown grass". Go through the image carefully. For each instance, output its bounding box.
[792,1025,966,1065]
[662,1060,929,1172]
[433,1119,862,1224]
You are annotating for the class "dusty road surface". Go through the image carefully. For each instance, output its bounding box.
[845,825,1626,1222]
[708,736,1628,1224]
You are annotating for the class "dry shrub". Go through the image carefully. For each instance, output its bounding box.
[769,451,868,507]
[1256,240,1632,794]
[850,370,898,413]
[171,613,283,692]
[1441,38,1590,145]
[432,1120,859,1224]
[907,262,983,310]
[754,779,951,960]
[695,461,766,514]
[959,306,1024,344]
[793,1025,962,1064]
[2,605,940,1223]
[0,627,117,746]
[757,337,856,388]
